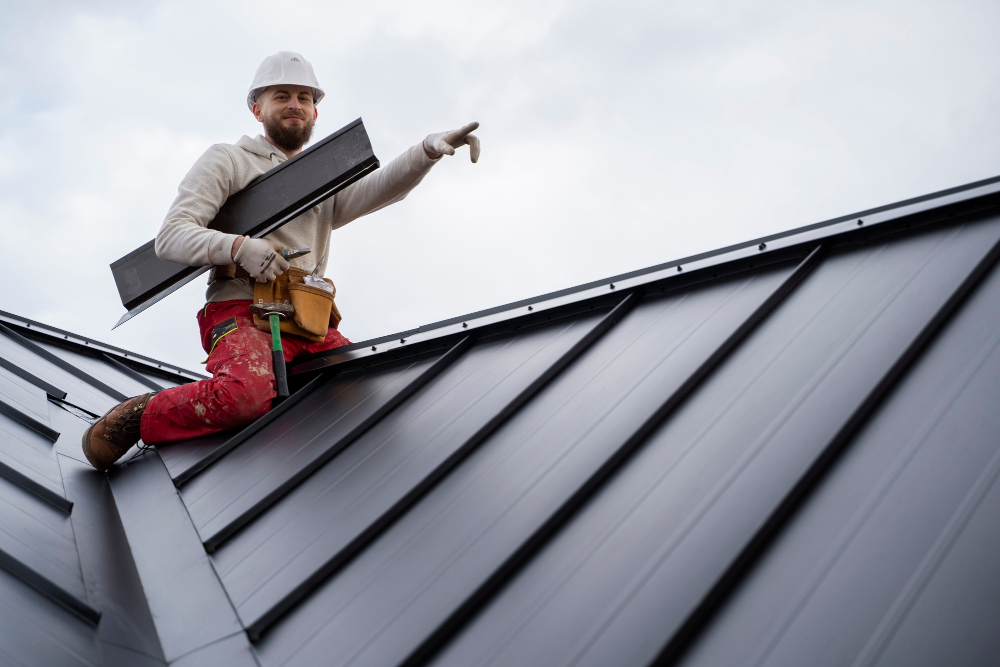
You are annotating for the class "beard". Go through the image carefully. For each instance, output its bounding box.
[263,111,315,154]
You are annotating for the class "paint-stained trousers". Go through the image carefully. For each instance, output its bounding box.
[139,301,351,444]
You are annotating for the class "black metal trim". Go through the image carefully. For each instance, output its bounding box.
[172,373,329,486]
[0,357,67,400]
[0,309,205,382]
[0,547,101,625]
[100,353,165,392]
[402,247,826,666]
[111,118,380,325]
[0,459,72,513]
[202,335,476,554]
[245,295,639,640]
[0,323,128,402]
[0,398,59,442]
[287,175,1000,378]
[652,234,1000,666]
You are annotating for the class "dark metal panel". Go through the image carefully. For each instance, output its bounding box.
[0,567,101,667]
[0,328,122,415]
[158,430,237,484]
[0,361,56,419]
[111,118,379,324]
[0,355,68,399]
[169,633,259,667]
[0,323,128,402]
[159,373,330,486]
[0,476,83,597]
[252,265,794,667]
[37,341,156,399]
[101,353,165,391]
[673,256,1000,667]
[0,411,66,501]
[181,349,457,550]
[108,451,249,663]
[428,216,1000,667]
[60,454,167,664]
[0,395,59,441]
[214,311,612,634]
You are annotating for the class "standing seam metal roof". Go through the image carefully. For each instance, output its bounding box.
[1,174,999,666]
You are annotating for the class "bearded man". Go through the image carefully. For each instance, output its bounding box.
[81,51,480,471]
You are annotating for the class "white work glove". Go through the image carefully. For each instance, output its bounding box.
[233,237,289,283]
[423,122,481,163]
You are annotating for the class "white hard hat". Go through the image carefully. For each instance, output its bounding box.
[247,51,325,111]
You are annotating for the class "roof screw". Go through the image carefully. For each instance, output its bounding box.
[857,219,864,226]
[462,322,468,328]
[609,283,615,289]
[677,266,683,272]
[758,243,766,251]
[528,306,533,311]
[400,338,406,344]
[371,346,377,352]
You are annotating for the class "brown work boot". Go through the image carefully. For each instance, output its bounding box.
[81,392,156,471]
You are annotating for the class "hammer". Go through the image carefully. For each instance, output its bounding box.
[249,301,295,398]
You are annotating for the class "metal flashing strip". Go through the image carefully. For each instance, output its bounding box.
[111,118,379,327]
[0,546,100,625]
[654,233,1000,664]
[0,395,58,443]
[403,248,826,665]
[0,358,67,400]
[203,335,476,554]
[100,354,165,392]
[289,176,1000,378]
[0,323,129,402]
[246,295,639,640]
[0,459,72,513]
[171,373,329,487]
[108,450,251,663]
[0,397,60,442]
[0,310,205,383]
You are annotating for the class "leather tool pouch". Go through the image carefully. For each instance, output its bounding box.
[251,268,341,343]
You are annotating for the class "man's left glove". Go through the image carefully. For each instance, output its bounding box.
[424,122,481,163]
[233,236,289,283]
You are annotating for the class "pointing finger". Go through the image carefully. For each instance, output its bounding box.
[467,134,480,163]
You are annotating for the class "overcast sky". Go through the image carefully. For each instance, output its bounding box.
[1,0,998,372]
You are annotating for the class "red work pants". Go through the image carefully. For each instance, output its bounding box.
[139,300,351,444]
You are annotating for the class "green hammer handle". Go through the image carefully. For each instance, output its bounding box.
[268,313,289,398]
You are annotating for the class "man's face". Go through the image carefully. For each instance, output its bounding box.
[253,85,318,154]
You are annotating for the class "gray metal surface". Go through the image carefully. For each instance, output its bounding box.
[254,265,795,666]
[3,175,1000,666]
[676,226,1000,667]
[430,214,1000,667]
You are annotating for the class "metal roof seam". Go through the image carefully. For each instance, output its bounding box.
[0,357,67,400]
[0,323,128,402]
[287,179,1000,376]
[100,353,165,392]
[0,459,73,513]
[244,293,642,642]
[0,545,101,625]
[0,310,205,382]
[172,373,331,487]
[0,397,60,442]
[204,335,477,556]
[400,247,826,667]
[653,231,1000,666]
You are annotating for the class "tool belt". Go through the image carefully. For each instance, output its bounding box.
[211,265,342,342]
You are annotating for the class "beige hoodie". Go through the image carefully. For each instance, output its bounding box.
[155,134,438,303]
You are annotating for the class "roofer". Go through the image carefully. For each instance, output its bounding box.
[81,51,480,471]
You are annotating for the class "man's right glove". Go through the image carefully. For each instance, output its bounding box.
[233,236,289,283]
